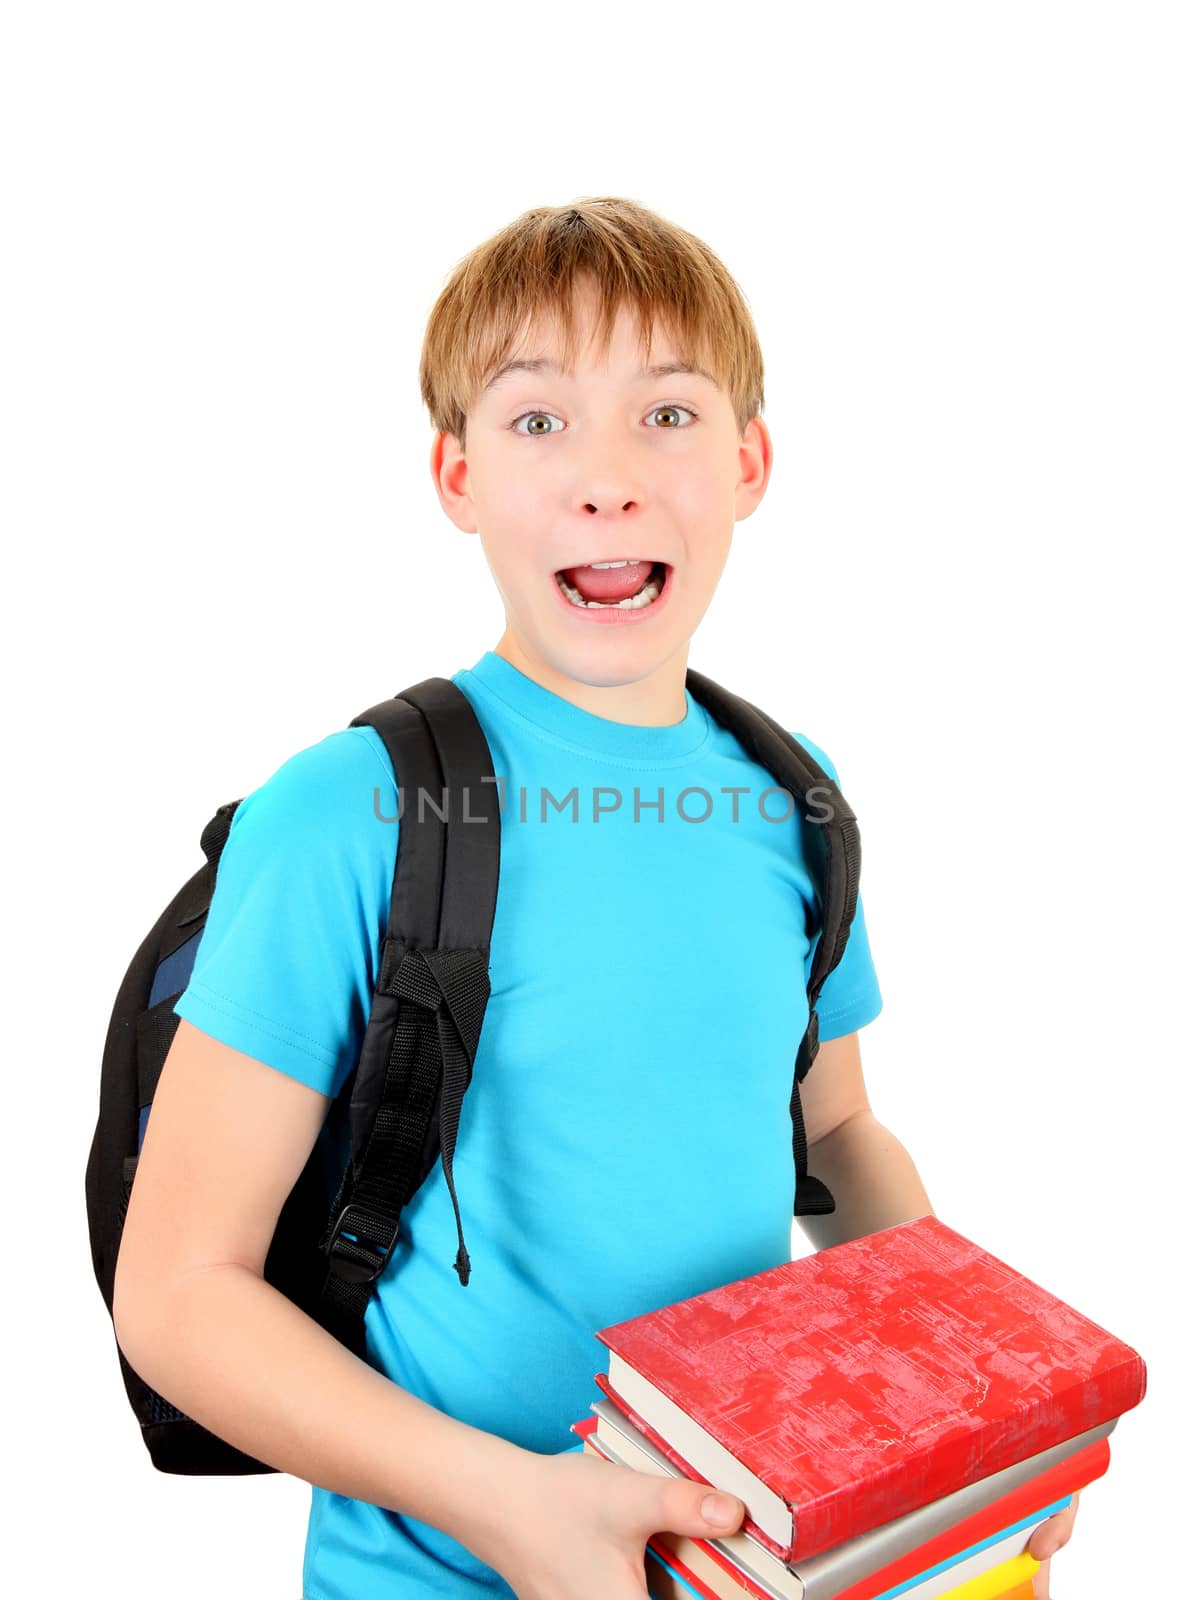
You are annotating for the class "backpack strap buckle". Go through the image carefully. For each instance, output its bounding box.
[324,1203,402,1286]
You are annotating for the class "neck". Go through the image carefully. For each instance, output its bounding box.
[491,632,690,727]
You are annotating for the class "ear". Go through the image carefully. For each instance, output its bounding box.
[430,429,480,537]
[733,415,772,523]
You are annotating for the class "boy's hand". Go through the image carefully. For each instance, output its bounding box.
[1025,1490,1081,1599]
[464,1448,746,1600]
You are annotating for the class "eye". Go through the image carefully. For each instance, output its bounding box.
[645,403,699,429]
[509,403,700,436]
[511,410,566,437]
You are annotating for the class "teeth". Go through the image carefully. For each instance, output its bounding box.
[587,559,642,569]
[555,569,664,610]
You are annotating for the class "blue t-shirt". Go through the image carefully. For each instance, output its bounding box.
[173,648,883,1600]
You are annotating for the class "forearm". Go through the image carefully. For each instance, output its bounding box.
[799,1110,934,1251]
[114,1265,532,1557]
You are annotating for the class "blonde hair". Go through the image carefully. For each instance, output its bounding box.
[418,196,765,447]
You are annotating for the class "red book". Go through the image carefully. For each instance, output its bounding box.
[594,1215,1146,1564]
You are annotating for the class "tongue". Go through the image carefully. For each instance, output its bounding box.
[562,560,655,602]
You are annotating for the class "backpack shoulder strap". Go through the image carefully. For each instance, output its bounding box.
[317,677,501,1340]
[683,669,863,1218]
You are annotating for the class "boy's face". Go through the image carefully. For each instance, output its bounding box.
[431,278,771,718]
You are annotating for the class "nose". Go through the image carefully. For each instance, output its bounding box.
[582,496,636,515]
[568,415,649,519]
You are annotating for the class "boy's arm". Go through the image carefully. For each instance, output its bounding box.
[112,1018,535,1560]
[794,1030,934,1250]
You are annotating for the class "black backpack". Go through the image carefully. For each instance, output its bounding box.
[85,671,863,1477]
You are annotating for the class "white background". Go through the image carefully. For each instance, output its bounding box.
[3,4,1195,1596]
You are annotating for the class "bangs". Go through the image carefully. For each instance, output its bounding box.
[419,197,765,443]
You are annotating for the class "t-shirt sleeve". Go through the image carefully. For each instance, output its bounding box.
[789,730,884,1040]
[172,725,397,1099]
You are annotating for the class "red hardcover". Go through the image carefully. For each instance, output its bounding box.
[595,1216,1145,1563]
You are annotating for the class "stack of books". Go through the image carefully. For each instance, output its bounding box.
[569,1216,1146,1600]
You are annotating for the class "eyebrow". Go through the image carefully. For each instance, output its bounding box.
[482,356,719,393]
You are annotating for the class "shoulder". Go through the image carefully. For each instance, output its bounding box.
[228,725,396,843]
[178,726,398,1095]
[786,729,841,788]
[213,726,399,909]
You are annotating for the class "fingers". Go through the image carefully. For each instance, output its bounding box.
[1026,1489,1081,1560]
[1032,1551,1052,1600]
[1026,1510,1067,1560]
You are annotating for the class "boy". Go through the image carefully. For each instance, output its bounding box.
[112,197,1077,1599]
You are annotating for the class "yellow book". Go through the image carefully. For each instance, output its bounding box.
[939,1552,1041,1600]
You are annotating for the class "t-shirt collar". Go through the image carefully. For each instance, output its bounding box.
[459,649,711,761]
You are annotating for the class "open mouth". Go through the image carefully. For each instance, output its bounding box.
[554,559,670,612]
